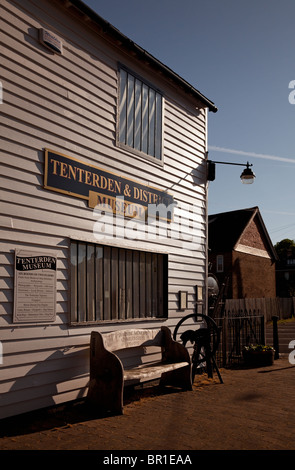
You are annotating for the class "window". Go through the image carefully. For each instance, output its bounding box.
[70,241,168,323]
[118,67,163,160]
[216,255,224,273]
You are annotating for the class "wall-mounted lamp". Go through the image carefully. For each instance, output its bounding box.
[207,160,256,184]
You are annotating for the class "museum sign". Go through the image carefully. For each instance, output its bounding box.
[44,149,174,221]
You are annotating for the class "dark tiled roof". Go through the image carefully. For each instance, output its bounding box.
[208,207,258,252]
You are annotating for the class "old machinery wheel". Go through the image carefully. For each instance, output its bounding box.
[173,313,222,383]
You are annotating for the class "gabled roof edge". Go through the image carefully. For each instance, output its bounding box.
[255,210,279,261]
[64,0,218,112]
[233,207,259,250]
[233,207,278,261]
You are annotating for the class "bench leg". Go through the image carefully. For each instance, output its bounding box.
[159,366,192,391]
[87,376,124,415]
[87,333,124,415]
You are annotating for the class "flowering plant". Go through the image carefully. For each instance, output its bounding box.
[243,344,274,352]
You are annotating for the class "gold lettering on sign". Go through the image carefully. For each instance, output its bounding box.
[89,191,146,219]
[49,159,122,195]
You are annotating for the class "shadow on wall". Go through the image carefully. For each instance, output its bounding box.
[233,257,243,299]
[1,346,90,423]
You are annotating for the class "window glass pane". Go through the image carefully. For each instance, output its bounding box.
[216,255,224,273]
[141,83,149,154]
[148,89,155,157]
[155,92,162,159]
[139,251,146,318]
[118,248,126,320]
[70,242,78,322]
[95,246,103,320]
[157,254,164,316]
[127,74,135,148]
[119,69,127,144]
[151,253,158,316]
[111,247,119,320]
[126,249,133,318]
[132,250,140,318]
[77,243,87,322]
[87,244,95,321]
[145,252,152,317]
[134,79,142,151]
[103,246,111,320]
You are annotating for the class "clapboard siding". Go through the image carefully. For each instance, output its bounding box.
[2,118,206,204]
[0,0,211,418]
[2,56,115,118]
[1,353,88,383]
[2,1,118,86]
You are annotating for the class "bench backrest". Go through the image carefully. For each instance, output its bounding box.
[101,328,163,351]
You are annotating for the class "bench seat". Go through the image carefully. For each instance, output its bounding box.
[124,361,190,383]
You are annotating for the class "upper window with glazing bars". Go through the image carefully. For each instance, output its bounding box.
[118,67,163,161]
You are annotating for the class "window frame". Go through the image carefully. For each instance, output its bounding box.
[117,64,164,165]
[70,241,168,325]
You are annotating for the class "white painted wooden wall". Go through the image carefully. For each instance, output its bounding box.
[1,0,208,418]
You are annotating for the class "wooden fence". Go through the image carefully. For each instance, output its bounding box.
[224,298,295,322]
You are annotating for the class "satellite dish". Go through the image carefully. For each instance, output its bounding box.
[208,274,219,314]
[208,274,219,297]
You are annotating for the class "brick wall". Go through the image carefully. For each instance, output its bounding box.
[239,215,269,252]
[232,251,276,298]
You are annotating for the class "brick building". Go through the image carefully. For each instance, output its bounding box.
[208,207,278,299]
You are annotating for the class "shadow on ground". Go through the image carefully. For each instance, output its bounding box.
[0,381,191,439]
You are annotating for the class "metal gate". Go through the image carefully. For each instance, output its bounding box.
[215,315,265,367]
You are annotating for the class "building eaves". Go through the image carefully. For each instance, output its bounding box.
[64,0,218,113]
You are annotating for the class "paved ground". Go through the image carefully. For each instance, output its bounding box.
[0,357,294,453]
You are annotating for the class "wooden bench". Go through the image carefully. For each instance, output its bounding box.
[87,326,192,414]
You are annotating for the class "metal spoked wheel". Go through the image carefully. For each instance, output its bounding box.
[173,313,223,383]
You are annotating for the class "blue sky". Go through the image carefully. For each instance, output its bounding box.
[84,0,295,245]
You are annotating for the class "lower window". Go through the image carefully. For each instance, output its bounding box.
[70,241,168,323]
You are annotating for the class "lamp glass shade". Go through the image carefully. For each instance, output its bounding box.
[240,167,255,184]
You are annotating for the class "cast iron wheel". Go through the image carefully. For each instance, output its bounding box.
[173,313,221,382]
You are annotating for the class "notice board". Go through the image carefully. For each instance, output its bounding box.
[13,250,57,323]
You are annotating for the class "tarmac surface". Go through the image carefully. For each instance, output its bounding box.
[0,357,294,454]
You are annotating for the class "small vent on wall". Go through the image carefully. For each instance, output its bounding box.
[39,28,63,55]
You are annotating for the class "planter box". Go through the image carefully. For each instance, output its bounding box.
[243,349,274,367]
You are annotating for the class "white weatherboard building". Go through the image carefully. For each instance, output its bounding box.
[1,0,217,419]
